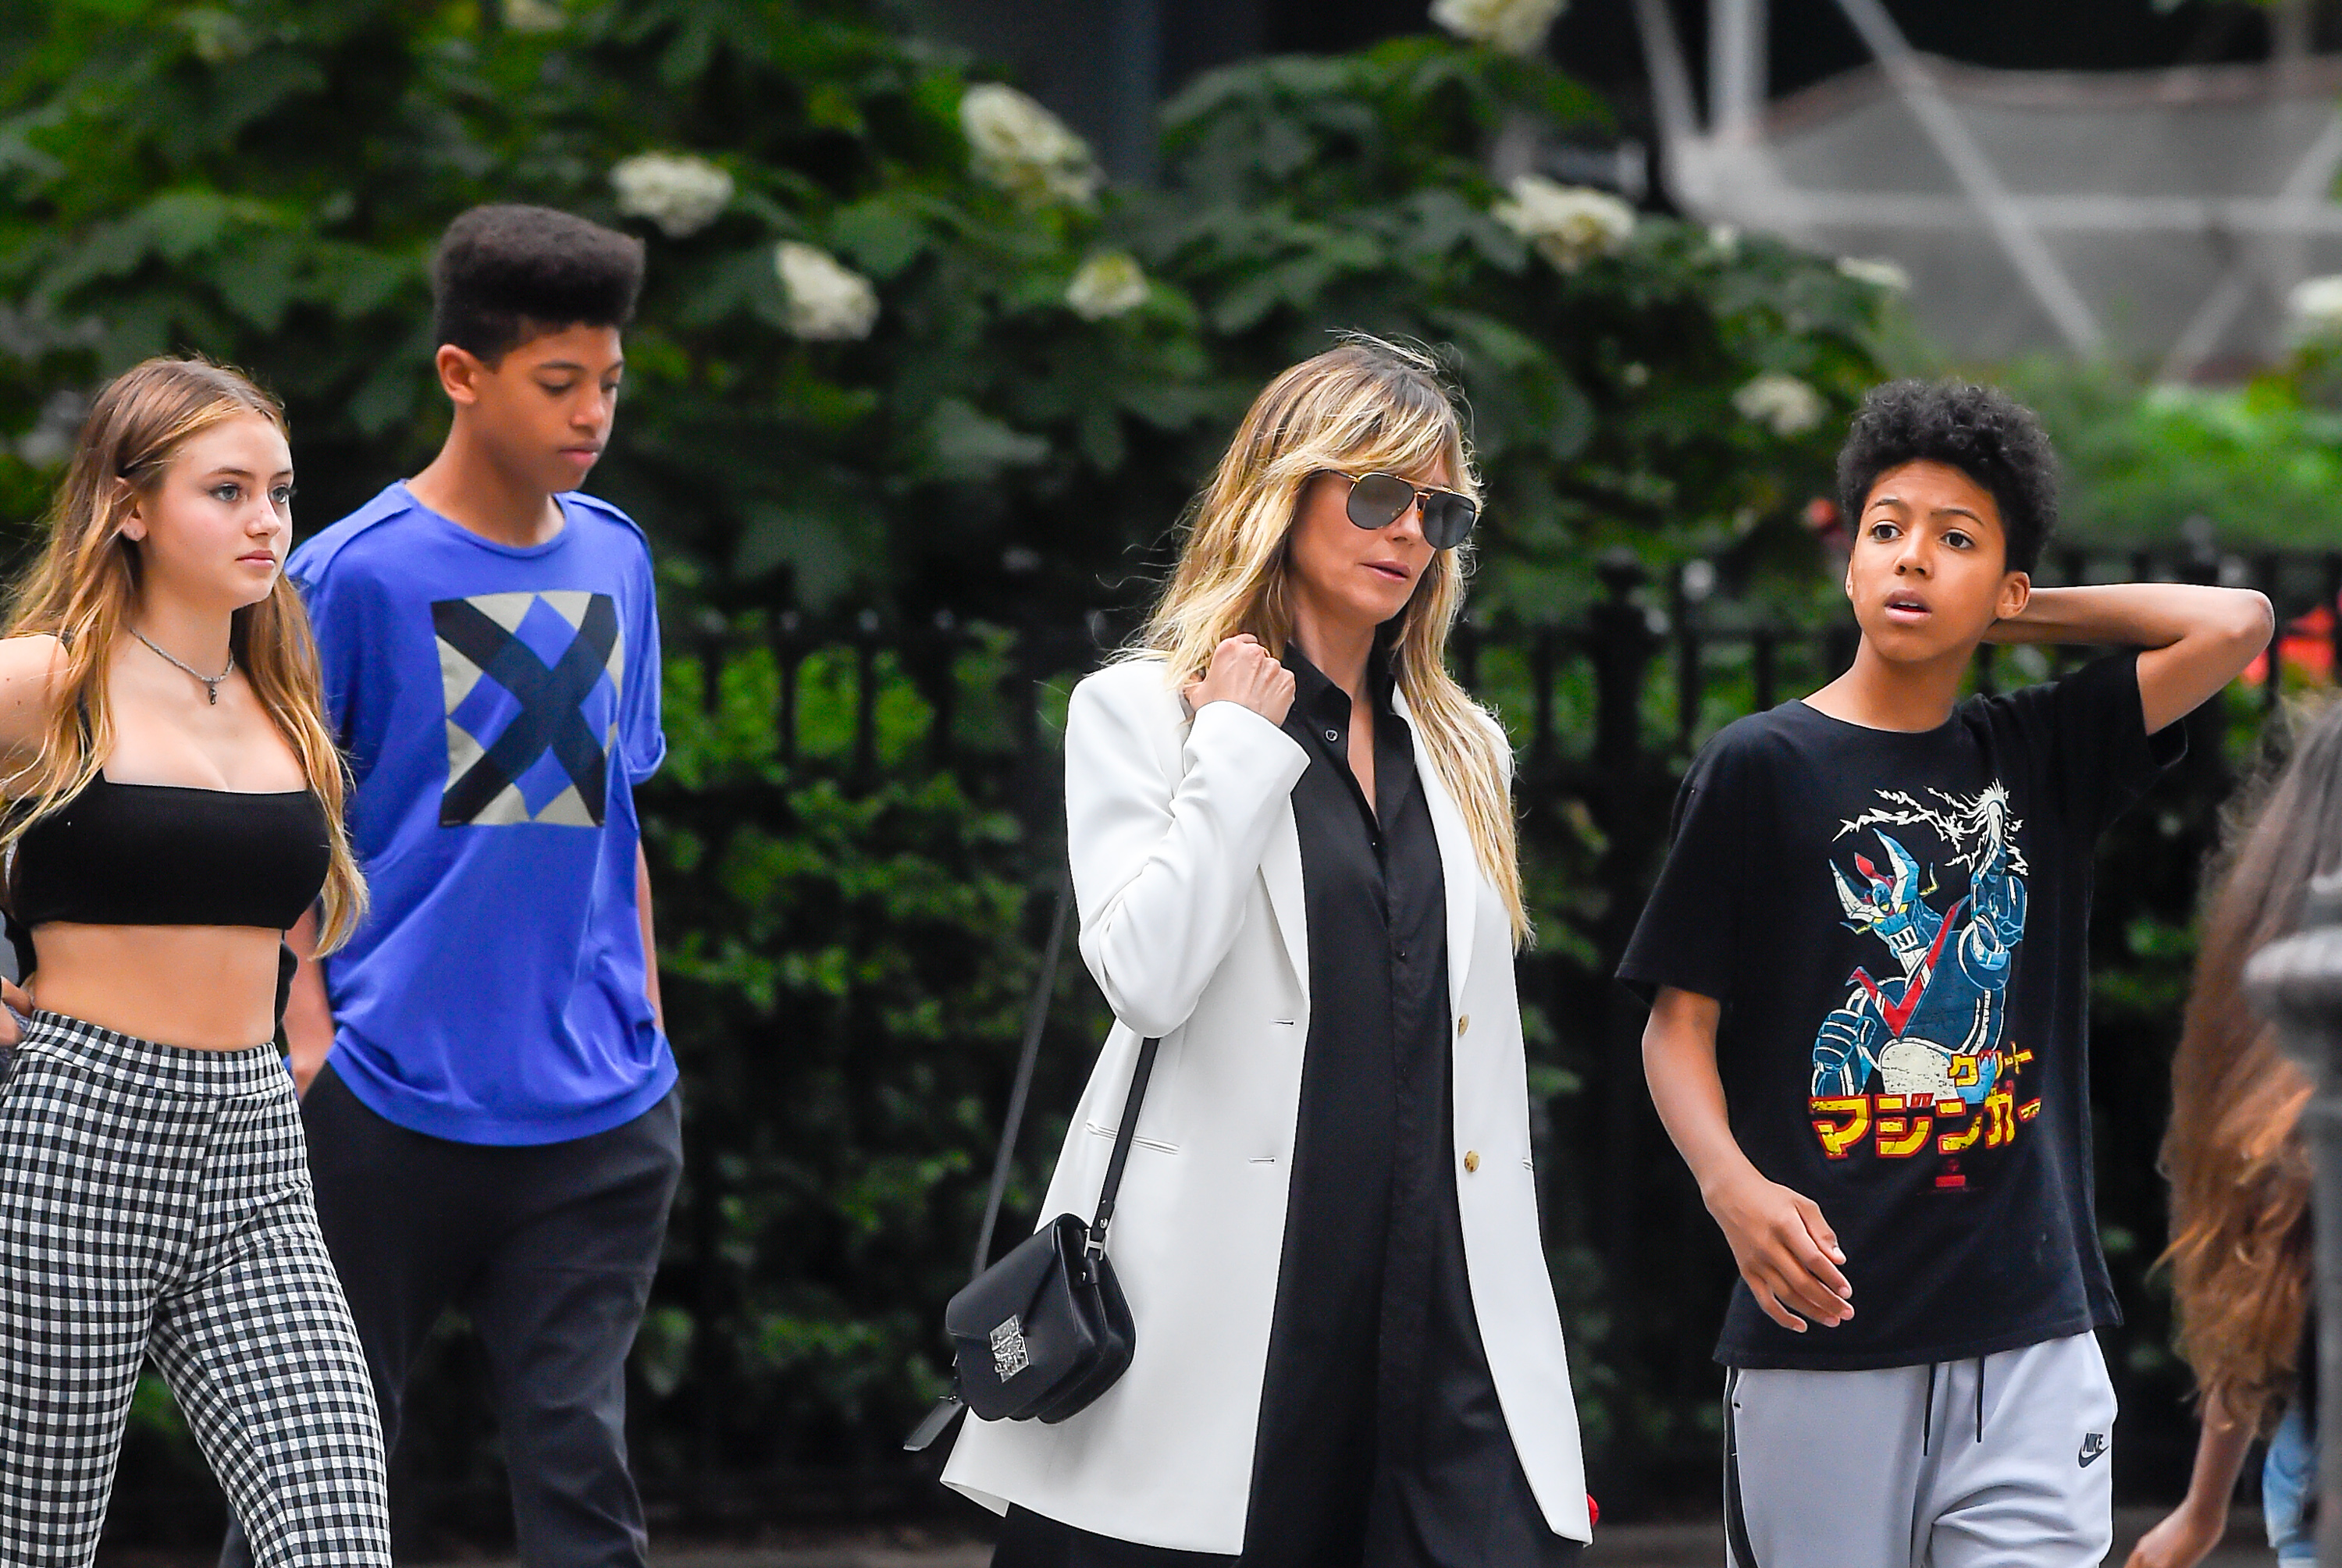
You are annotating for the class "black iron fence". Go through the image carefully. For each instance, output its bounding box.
[230,543,2333,1555]
[627,544,2331,1517]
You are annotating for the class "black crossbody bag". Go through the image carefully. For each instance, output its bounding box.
[904,876,1157,1451]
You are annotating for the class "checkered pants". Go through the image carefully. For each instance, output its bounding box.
[0,1012,390,1566]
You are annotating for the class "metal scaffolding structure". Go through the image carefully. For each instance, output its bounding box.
[1635,0,2342,372]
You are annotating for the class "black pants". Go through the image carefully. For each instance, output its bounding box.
[220,1064,682,1568]
[992,1507,1583,1568]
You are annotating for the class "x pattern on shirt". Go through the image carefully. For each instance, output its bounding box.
[432,591,623,827]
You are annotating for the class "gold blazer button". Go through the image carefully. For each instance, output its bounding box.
[1457,1014,1470,1036]
[1464,1150,1481,1174]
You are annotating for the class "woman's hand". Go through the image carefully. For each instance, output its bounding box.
[0,978,30,1048]
[2123,1499,2225,1568]
[1183,635,1296,726]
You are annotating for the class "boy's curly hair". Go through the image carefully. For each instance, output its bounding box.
[1835,380,2059,574]
[432,204,645,364]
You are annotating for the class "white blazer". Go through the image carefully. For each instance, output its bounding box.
[942,656,1589,1553]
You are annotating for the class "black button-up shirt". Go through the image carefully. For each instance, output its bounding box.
[1282,645,1450,1093]
[1233,646,1564,1564]
[1007,649,1575,1560]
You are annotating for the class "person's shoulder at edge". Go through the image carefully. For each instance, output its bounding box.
[1685,697,1816,780]
[561,489,654,557]
[1469,699,1515,783]
[1071,652,1285,767]
[1072,652,1181,720]
[286,481,425,586]
[1953,648,2137,723]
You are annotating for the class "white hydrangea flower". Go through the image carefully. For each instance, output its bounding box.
[1837,255,1912,293]
[502,0,566,32]
[961,84,1100,208]
[1429,0,1567,54]
[610,154,735,240]
[775,243,879,342]
[1733,373,1827,437]
[180,9,253,64]
[1066,253,1148,320]
[2290,276,2342,340]
[1707,223,1740,259]
[1491,176,1635,272]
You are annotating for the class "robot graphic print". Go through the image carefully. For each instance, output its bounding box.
[1806,783,2041,1184]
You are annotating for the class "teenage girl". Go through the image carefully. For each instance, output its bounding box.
[0,357,390,1565]
[2127,701,2342,1568]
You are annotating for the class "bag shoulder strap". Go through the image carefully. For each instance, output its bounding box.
[905,857,1166,1452]
[970,869,1073,1280]
[968,866,1162,1282]
[1084,1029,1160,1270]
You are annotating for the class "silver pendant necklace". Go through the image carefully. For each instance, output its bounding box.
[131,628,233,706]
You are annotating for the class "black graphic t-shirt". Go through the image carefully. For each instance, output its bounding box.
[1618,653,2184,1370]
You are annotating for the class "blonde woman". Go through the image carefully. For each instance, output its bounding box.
[0,358,388,1564]
[945,340,1589,1564]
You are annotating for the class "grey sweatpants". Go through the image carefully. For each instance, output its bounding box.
[1723,1331,2116,1568]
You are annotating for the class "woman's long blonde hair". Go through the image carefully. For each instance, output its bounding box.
[2160,700,2342,1435]
[1137,337,1527,943]
[4,357,366,950]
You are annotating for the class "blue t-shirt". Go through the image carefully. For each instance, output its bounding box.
[293,481,676,1145]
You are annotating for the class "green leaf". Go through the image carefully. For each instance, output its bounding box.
[921,396,1048,480]
[348,355,425,438]
[212,230,298,331]
[831,195,929,279]
[735,502,860,606]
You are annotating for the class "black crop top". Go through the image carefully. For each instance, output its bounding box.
[6,777,332,1017]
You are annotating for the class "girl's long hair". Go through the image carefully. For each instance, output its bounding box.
[1136,337,1527,943]
[2162,699,2342,1434]
[4,357,366,950]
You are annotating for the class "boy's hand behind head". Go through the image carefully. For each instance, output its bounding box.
[437,325,624,497]
[1843,458,2030,668]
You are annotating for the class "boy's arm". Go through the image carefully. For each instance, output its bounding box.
[283,908,333,1096]
[1643,986,1855,1333]
[638,844,664,1034]
[1984,583,2274,735]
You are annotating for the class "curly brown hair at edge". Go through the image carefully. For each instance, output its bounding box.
[2159,702,2342,1435]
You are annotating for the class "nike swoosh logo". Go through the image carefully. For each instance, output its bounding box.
[2078,1434,2109,1467]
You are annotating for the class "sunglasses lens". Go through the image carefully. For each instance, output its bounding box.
[1347,472,1415,531]
[1423,493,1478,549]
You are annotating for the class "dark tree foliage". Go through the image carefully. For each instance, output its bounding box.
[15,0,2182,1539]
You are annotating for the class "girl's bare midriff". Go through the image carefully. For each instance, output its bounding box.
[30,923,283,1049]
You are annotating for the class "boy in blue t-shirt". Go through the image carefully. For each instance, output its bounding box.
[222,204,676,1568]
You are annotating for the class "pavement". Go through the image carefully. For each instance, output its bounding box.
[376,1506,2275,1566]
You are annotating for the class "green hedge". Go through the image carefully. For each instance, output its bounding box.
[0,0,2033,1534]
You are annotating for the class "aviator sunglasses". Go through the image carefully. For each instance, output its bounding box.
[1329,471,1479,551]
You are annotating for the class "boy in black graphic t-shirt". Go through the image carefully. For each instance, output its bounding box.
[1621,382,2272,1568]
